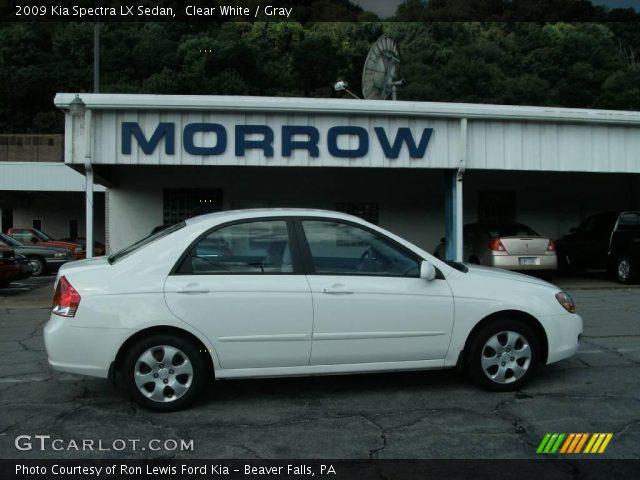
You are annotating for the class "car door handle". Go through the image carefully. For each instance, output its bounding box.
[177,283,210,294]
[321,287,354,295]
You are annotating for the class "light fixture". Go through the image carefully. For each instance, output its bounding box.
[334,80,361,100]
[69,95,86,116]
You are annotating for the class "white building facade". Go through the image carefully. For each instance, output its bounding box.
[53,94,640,257]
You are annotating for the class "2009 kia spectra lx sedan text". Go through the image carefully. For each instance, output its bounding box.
[44,209,582,412]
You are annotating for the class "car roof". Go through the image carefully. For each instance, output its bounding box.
[185,208,365,226]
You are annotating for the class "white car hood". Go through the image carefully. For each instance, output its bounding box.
[463,264,556,289]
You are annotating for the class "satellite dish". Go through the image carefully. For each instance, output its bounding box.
[362,36,403,100]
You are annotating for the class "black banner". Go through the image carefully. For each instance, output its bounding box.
[3,459,640,480]
[2,0,640,23]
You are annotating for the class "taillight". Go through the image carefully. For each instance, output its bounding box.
[488,239,507,252]
[52,276,81,317]
[547,240,556,251]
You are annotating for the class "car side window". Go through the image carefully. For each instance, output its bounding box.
[185,220,293,274]
[301,220,419,277]
[11,230,30,243]
[618,213,640,229]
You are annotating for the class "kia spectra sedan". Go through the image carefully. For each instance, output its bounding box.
[45,209,582,412]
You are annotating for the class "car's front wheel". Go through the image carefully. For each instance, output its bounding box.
[615,255,635,284]
[27,256,46,276]
[122,334,207,412]
[466,319,540,391]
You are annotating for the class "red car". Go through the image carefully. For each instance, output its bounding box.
[0,245,21,288]
[7,228,84,259]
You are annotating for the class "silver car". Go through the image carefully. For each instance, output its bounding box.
[435,223,558,278]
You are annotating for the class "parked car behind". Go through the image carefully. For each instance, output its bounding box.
[7,228,84,259]
[60,237,106,256]
[0,245,21,288]
[45,209,581,412]
[0,233,74,276]
[434,223,557,279]
[556,211,640,284]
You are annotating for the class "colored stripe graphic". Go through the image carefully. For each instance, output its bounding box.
[537,433,565,454]
[585,433,614,454]
[574,433,589,453]
[540,433,613,454]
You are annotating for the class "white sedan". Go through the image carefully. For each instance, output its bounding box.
[45,209,582,411]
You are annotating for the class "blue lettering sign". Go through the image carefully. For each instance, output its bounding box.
[120,122,433,160]
[235,125,274,157]
[183,123,227,156]
[282,126,320,157]
[122,122,174,155]
[327,126,368,158]
[374,127,433,159]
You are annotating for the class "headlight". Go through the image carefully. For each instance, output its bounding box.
[555,291,576,313]
[54,252,66,258]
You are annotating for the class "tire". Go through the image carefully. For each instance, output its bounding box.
[27,256,46,277]
[615,255,635,284]
[122,334,208,412]
[466,318,540,392]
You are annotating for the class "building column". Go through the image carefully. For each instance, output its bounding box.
[85,166,94,258]
[84,108,94,259]
[444,171,463,261]
[444,118,466,262]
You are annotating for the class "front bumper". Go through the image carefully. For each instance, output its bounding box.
[44,314,127,378]
[542,312,583,364]
[46,258,74,271]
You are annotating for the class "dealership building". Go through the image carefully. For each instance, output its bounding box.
[48,93,640,258]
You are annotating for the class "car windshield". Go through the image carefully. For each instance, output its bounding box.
[484,224,538,238]
[108,222,185,264]
[0,233,22,247]
[445,260,469,273]
[33,229,53,241]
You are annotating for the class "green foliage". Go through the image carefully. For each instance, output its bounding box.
[1,1,640,133]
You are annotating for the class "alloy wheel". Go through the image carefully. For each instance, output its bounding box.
[480,331,531,384]
[617,258,631,283]
[134,345,193,403]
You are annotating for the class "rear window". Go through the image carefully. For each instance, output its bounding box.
[484,224,538,238]
[108,222,185,264]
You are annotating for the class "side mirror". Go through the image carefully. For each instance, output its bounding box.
[440,237,446,243]
[420,260,437,281]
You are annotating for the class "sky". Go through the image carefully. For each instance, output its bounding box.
[352,0,640,18]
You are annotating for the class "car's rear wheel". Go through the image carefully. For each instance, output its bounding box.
[122,334,207,412]
[466,318,540,391]
[615,255,635,284]
[27,256,46,276]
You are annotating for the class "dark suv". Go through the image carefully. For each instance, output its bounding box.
[556,211,640,283]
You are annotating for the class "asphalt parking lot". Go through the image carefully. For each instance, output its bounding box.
[0,275,638,460]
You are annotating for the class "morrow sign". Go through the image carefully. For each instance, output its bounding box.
[121,123,434,159]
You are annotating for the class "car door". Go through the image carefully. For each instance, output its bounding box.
[164,218,313,370]
[298,218,455,366]
[571,214,617,268]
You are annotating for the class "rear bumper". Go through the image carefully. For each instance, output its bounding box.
[488,254,558,271]
[44,314,127,378]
